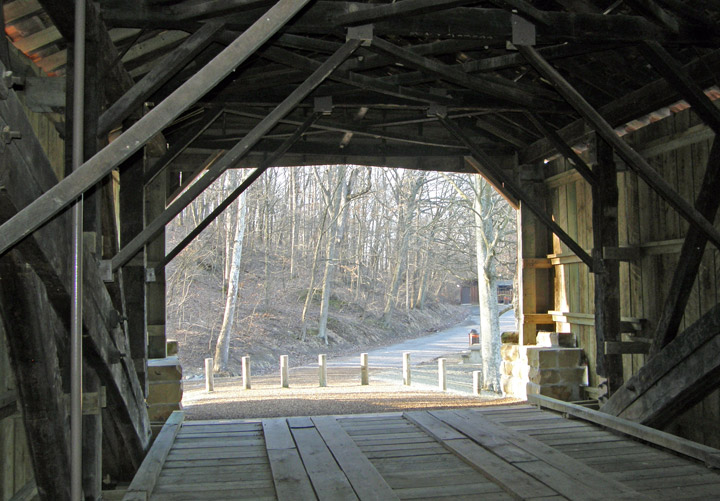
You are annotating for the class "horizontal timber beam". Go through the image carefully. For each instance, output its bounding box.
[0,0,313,257]
[110,39,363,271]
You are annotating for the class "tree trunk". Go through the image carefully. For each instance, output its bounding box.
[318,166,349,344]
[474,175,501,393]
[382,172,425,324]
[213,192,247,372]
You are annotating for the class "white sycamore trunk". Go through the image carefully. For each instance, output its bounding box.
[213,192,247,372]
[474,176,502,393]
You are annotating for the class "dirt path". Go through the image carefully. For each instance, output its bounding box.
[181,367,521,420]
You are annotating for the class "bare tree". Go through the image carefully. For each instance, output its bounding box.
[213,191,247,372]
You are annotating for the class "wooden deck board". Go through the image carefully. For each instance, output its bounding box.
[129,407,720,500]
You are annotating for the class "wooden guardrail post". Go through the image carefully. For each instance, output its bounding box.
[280,355,289,388]
[242,356,251,390]
[403,352,411,386]
[473,370,481,396]
[438,358,447,391]
[204,358,214,392]
[360,353,369,385]
[318,354,327,387]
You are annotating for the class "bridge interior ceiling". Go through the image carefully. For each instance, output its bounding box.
[6,0,720,498]
[6,0,720,176]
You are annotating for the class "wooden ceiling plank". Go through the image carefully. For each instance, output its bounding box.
[3,0,42,23]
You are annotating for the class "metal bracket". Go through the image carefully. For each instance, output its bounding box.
[511,14,536,46]
[314,96,333,115]
[145,267,157,283]
[0,71,24,100]
[347,24,373,46]
[1,125,21,144]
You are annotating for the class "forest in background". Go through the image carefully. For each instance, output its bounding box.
[165,165,516,380]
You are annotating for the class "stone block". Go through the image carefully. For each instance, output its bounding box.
[556,348,584,368]
[147,381,183,405]
[526,348,558,369]
[501,361,513,376]
[501,331,519,344]
[147,402,181,422]
[511,362,528,380]
[536,331,576,348]
[502,375,527,399]
[526,381,581,402]
[501,344,519,361]
[148,356,182,381]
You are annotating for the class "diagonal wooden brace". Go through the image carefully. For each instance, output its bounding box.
[0,0,313,257]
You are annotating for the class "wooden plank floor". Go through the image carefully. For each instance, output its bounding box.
[138,405,720,500]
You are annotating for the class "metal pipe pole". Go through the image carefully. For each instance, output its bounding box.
[71,0,86,498]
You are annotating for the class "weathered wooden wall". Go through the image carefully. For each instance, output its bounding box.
[0,49,65,499]
[543,105,720,447]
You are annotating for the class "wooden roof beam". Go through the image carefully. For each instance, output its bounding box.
[101,3,685,44]
[143,106,224,186]
[261,45,453,105]
[441,116,594,267]
[640,41,720,134]
[524,112,598,185]
[521,48,720,163]
[519,44,720,253]
[97,21,225,138]
[110,38,363,271]
[0,0,314,256]
[626,0,681,33]
[158,113,318,273]
[335,0,479,26]
[368,36,559,110]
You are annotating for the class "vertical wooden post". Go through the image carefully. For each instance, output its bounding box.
[280,355,289,388]
[145,138,168,360]
[592,135,623,398]
[402,352,411,386]
[242,356,251,390]
[473,370,482,396]
[318,354,327,387]
[204,358,214,392]
[438,358,447,391]
[360,353,369,385]
[517,163,553,347]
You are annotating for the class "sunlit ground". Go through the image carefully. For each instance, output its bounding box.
[182,367,522,420]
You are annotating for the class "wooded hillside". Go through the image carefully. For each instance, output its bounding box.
[166,165,516,376]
